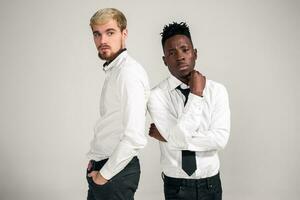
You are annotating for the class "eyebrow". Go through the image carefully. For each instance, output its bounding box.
[93,28,117,35]
[167,45,189,51]
[93,30,100,35]
[105,28,117,32]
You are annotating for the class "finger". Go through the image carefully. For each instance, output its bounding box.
[189,70,196,77]
[88,172,95,177]
[88,171,97,177]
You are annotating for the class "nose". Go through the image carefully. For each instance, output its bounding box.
[100,34,107,44]
[175,51,185,62]
[95,34,107,45]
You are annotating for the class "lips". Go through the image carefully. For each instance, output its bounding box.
[178,63,189,70]
[100,47,110,51]
[98,45,110,51]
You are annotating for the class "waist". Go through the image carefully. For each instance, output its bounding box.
[163,172,221,188]
[87,156,139,173]
[160,151,220,179]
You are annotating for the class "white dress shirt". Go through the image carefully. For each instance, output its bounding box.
[87,50,150,180]
[147,75,230,179]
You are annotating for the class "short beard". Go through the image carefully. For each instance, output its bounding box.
[98,52,108,60]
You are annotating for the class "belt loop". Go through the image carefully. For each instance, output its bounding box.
[207,176,213,190]
[195,179,199,188]
[182,179,185,187]
[206,177,209,189]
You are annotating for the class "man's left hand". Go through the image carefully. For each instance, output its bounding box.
[149,123,167,142]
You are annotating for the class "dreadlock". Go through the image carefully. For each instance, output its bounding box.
[161,22,193,47]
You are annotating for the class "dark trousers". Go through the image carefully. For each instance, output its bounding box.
[163,173,222,200]
[86,156,140,200]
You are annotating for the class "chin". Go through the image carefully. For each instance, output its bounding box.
[99,53,112,61]
[180,70,192,77]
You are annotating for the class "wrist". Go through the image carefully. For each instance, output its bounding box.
[191,90,203,97]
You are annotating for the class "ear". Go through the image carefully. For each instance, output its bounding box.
[122,28,128,39]
[194,48,198,60]
[162,56,167,66]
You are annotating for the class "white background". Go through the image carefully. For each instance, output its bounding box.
[0,0,299,199]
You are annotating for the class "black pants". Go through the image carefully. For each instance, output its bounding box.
[163,173,222,200]
[86,157,140,200]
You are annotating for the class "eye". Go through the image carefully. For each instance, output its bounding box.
[93,32,100,37]
[168,51,175,56]
[107,31,114,36]
[183,48,189,53]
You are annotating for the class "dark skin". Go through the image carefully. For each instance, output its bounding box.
[149,34,206,142]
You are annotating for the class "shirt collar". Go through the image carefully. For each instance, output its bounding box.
[168,75,189,91]
[102,48,127,72]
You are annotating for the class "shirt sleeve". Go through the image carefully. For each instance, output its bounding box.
[148,84,230,152]
[100,67,149,180]
[180,87,230,152]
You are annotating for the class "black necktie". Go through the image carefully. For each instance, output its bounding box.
[176,86,197,176]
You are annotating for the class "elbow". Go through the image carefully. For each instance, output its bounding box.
[121,131,148,150]
[216,130,230,150]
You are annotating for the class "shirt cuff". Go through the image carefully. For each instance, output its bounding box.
[99,165,113,180]
[186,93,204,110]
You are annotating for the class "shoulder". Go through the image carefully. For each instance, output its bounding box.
[151,78,169,94]
[148,78,170,103]
[205,79,229,100]
[117,54,149,84]
[121,54,146,75]
[206,80,227,91]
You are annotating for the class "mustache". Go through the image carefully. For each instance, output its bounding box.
[98,44,110,50]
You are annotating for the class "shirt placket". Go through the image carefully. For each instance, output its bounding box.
[99,74,110,116]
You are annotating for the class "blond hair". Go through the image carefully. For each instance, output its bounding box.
[90,8,127,31]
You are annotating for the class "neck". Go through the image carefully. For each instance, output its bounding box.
[103,48,127,67]
[178,76,189,85]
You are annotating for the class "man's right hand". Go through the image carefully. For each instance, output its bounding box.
[149,123,167,142]
[188,70,206,97]
[88,171,108,185]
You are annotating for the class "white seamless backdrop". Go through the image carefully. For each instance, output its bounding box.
[0,0,299,200]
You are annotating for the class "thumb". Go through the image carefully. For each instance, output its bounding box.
[88,171,96,177]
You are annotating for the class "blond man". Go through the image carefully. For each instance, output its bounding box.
[86,8,149,200]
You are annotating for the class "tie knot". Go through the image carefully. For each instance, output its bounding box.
[176,86,190,105]
[176,86,190,98]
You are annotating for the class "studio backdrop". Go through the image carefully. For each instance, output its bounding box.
[0,0,299,200]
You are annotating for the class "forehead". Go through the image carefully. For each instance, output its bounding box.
[164,35,192,49]
[91,19,120,32]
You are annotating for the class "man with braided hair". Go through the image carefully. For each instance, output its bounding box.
[147,22,230,200]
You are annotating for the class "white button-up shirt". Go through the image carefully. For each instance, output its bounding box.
[147,75,230,179]
[87,51,150,180]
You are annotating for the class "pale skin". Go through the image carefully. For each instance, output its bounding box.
[88,19,127,185]
[149,34,206,142]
